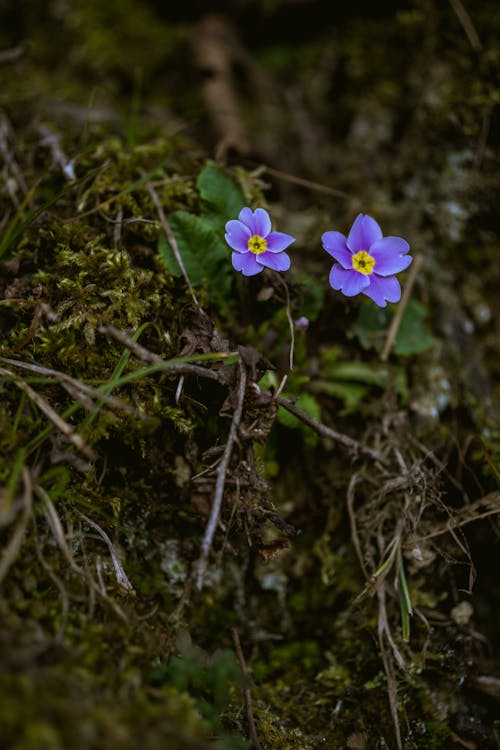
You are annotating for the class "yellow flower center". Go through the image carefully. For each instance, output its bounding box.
[352,250,375,275]
[248,234,267,254]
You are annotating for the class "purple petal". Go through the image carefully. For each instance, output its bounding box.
[256,251,291,272]
[238,207,254,228]
[362,275,401,307]
[232,252,263,276]
[238,207,272,237]
[329,265,370,296]
[370,248,412,276]
[370,236,410,256]
[266,231,295,253]
[225,220,251,252]
[369,237,411,276]
[346,213,383,252]
[252,208,272,237]
[322,231,352,269]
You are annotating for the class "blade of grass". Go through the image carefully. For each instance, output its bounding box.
[0,183,38,260]
[12,392,27,437]
[22,347,235,455]
[77,320,151,434]
[373,537,399,579]
[397,548,412,642]
[1,447,26,518]
[0,165,104,260]
[94,350,235,391]
[63,159,169,222]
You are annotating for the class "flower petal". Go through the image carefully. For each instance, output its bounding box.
[266,231,295,253]
[322,231,352,269]
[257,251,291,272]
[252,208,272,237]
[225,220,251,252]
[232,252,263,276]
[362,275,401,307]
[370,236,410,256]
[238,207,254,228]
[346,213,383,252]
[370,244,412,276]
[329,265,370,296]
[238,207,272,237]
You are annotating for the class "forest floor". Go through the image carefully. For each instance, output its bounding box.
[1,2,499,749]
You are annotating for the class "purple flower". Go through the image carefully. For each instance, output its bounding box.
[225,207,295,276]
[294,316,310,332]
[322,213,412,307]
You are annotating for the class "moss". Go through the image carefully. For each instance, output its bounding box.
[1,2,499,748]
[0,668,215,750]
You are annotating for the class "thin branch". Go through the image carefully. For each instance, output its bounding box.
[346,473,369,580]
[36,487,128,621]
[143,176,198,305]
[0,45,26,65]
[97,325,221,381]
[449,0,482,51]
[33,519,70,640]
[0,468,32,585]
[276,396,385,463]
[37,124,76,181]
[79,512,134,592]
[407,491,500,543]
[196,358,246,589]
[232,627,263,750]
[0,366,97,461]
[1,356,147,417]
[380,254,423,362]
[263,164,354,200]
[377,593,403,750]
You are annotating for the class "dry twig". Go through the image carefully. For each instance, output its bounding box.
[1,356,145,417]
[449,0,482,51]
[35,486,128,621]
[263,164,353,200]
[79,512,134,593]
[0,45,26,65]
[380,254,423,361]
[346,473,369,579]
[196,358,246,589]
[232,627,262,750]
[276,395,385,462]
[0,366,97,461]
[144,177,198,305]
[0,468,32,585]
[97,325,222,381]
[407,491,500,543]
[37,124,76,181]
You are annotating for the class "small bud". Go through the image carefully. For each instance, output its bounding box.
[294,316,310,332]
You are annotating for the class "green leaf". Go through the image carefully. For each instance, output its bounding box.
[393,300,434,356]
[278,393,321,428]
[294,274,326,323]
[351,300,434,356]
[350,304,391,352]
[158,211,232,301]
[322,359,389,387]
[197,163,245,220]
[157,230,182,277]
[312,380,369,413]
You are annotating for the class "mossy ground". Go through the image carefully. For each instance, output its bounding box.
[1,2,499,749]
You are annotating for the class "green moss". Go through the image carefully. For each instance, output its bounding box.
[1,2,499,748]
